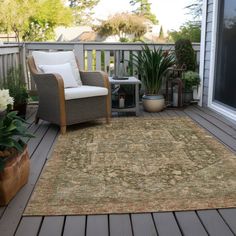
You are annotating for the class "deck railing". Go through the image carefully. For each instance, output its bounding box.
[0,44,23,85]
[0,42,200,91]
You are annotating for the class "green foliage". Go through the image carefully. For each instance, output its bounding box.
[69,0,100,25]
[22,18,55,41]
[23,0,72,41]
[159,25,164,39]
[0,111,34,171]
[94,13,147,42]
[169,22,201,43]
[130,0,158,24]
[182,71,200,91]
[3,67,29,105]
[175,39,196,71]
[0,0,72,41]
[132,45,175,95]
[0,0,36,41]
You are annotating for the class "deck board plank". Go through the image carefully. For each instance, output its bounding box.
[15,216,42,236]
[190,107,236,137]
[86,215,109,236]
[218,209,236,234]
[109,214,133,236]
[197,210,234,236]
[0,125,58,236]
[184,109,236,151]
[63,216,86,236]
[1,106,236,235]
[175,211,208,236]
[38,216,64,236]
[196,106,236,130]
[153,212,182,236]
[27,121,50,156]
[131,213,157,236]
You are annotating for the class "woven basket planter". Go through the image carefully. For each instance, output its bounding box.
[0,146,30,206]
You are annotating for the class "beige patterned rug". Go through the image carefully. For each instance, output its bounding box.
[24,117,236,216]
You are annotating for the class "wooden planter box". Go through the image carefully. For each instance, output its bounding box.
[0,146,30,206]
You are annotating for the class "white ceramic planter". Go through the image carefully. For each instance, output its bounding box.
[142,95,165,112]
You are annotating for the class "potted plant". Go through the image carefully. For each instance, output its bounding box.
[0,89,14,116]
[4,67,29,118]
[0,91,33,205]
[182,71,200,103]
[133,44,175,112]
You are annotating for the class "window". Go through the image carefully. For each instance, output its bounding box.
[214,0,236,109]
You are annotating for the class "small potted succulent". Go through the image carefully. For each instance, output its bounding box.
[0,90,33,205]
[133,44,175,112]
[182,71,200,103]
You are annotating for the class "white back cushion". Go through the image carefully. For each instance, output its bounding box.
[32,51,82,86]
[39,63,78,88]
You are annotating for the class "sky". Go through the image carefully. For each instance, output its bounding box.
[93,0,192,31]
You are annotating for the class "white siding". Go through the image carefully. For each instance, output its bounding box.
[202,0,214,106]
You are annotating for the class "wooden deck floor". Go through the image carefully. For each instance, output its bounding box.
[1,105,236,236]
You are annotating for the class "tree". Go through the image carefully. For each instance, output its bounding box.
[185,0,203,19]
[159,25,164,39]
[23,0,72,41]
[168,22,201,43]
[129,0,158,24]
[0,0,72,42]
[94,13,147,42]
[0,0,36,41]
[68,0,100,25]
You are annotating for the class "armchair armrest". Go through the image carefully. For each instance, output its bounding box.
[29,71,66,130]
[79,71,110,89]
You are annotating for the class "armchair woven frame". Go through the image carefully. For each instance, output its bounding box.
[27,56,111,134]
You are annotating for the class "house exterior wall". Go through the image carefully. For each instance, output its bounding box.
[202,0,214,107]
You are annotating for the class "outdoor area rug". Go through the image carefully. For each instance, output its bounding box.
[24,117,236,215]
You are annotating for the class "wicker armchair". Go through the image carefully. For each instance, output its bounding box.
[27,53,111,134]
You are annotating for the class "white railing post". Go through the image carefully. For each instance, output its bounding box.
[74,44,84,70]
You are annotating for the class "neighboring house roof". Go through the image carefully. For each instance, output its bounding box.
[73,31,105,42]
[55,26,93,42]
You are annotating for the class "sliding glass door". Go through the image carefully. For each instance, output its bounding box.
[214,0,236,109]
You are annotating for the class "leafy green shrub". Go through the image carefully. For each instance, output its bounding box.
[4,67,29,105]
[175,39,196,71]
[182,71,200,91]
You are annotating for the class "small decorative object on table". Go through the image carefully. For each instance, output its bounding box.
[0,94,34,205]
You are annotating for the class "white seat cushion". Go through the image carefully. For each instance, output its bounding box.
[32,51,82,86]
[65,86,108,100]
[39,63,78,88]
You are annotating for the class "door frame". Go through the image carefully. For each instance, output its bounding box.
[208,0,236,120]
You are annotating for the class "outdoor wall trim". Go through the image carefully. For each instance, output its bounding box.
[208,0,236,120]
[199,0,208,106]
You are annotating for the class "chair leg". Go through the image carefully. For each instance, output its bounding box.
[35,116,39,124]
[60,125,66,134]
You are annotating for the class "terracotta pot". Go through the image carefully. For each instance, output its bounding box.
[142,95,165,112]
[0,146,30,206]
